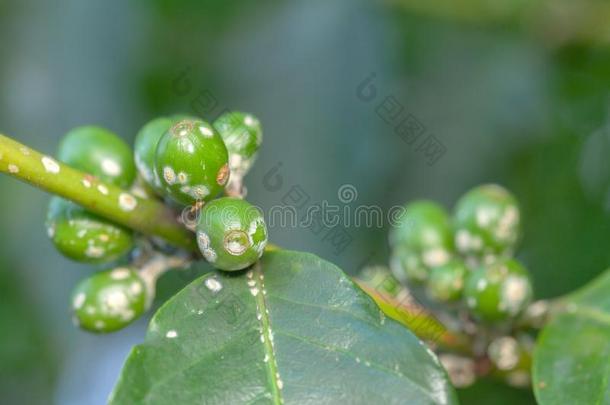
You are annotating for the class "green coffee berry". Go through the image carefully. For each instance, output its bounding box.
[46,197,134,263]
[388,200,454,283]
[213,111,262,177]
[155,119,229,205]
[463,258,532,322]
[453,184,520,264]
[58,126,135,188]
[71,267,148,333]
[389,247,428,284]
[196,197,267,271]
[426,259,468,302]
[134,117,173,194]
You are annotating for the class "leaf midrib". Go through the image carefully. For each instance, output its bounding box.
[251,264,283,405]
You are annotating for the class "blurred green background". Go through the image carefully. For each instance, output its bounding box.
[1,0,610,403]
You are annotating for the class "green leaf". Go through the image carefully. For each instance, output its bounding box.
[110,250,457,404]
[533,269,610,404]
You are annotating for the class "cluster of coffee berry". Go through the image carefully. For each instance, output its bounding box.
[389,184,532,323]
[45,112,268,332]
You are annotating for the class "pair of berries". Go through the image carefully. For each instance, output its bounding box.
[47,112,267,333]
[389,184,532,322]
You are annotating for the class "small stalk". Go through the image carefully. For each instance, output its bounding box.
[0,134,197,251]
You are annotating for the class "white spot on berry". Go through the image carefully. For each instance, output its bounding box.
[203,247,217,263]
[20,147,30,155]
[190,185,209,199]
[73,293,86,309]
[129,282,142,296]
[98,185,109,195]
[101,158,121,176]
[199,125,214,137]
[82,178,92,188]
[197,231,210,250]
[119,193,137,211]
[204,277,222,293]
[166,330,178,338]
[41,156,60,174]
[8,164,19,173]
[422,248,449,267]
[111,268,131,280]
[85,245,105,258]
[177,172,188,184]
[163,166,176,184]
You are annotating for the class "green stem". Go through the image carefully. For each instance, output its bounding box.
[0,134,197,251]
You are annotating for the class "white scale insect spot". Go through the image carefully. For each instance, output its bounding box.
[77,229,87,238]
[501,276,528,314]
[177,172,188,184]
[199,125,214,137]
[250,287,260,296]
[263,354,269,363]
[197,231,210,250]
[204,277,223,293]
[73,293,86,309]
[163,167,176,184]
[41,156,60,174]
[244,115,255,126]
[94,320,105,330]
[422,248,449,268]
[119,193,137,211]
[166,330,178,339]
[455,230,472,252]
[247,279,256,288]
[476,279,487,291]
[46,222,56,238]
[82,178,92,188]
[98,185,109,195]
[197,310,204,315]
[203,247,217,263]
[191,185,210,199]
[20,147,30,155]
[130,282,142,296]
[111,268,131,280]
[101,158,121,176]
[467,297,476,308]
[99,234,109,242]
[86,245,105,258]
[8,164,19,173]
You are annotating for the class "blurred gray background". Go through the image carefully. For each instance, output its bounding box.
[1,0,610,403]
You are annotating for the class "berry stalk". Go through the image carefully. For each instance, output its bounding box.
[0,134,197,251]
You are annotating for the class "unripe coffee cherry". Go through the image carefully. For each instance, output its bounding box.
[389,201,454,283]
[58,126,135,188]
[463,258,532,322]
[426,259,468,302]
[389,247,427,284]
[155,119,229,205]
[134,117,173,194]
[71,267,148,333]
[196,197,268,271]
[454,184,520,264]
[213,111,262,177]
[46,197,134,263]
